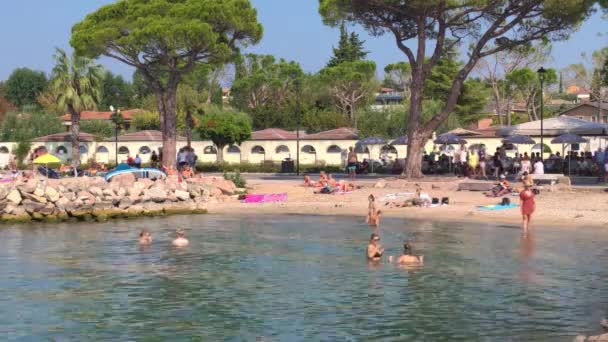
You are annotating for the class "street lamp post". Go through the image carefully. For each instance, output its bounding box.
[295,79,301,176]
[537,67,546,162]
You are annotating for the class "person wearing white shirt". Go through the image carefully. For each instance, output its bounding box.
[533,160,544,175]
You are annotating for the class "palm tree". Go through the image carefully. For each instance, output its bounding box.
[51,48,103,170]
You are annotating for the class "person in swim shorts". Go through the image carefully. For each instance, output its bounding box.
[347,147,358,181]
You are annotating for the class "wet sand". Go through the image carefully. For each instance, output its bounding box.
[208,177,608,229]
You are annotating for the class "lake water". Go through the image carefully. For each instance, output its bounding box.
[1,215,607,341]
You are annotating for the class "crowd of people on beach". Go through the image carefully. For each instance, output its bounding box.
[426,145,608,181]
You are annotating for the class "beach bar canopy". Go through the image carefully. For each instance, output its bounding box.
[498,116,608,137]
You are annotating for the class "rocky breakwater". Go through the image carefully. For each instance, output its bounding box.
[0,174,237,223]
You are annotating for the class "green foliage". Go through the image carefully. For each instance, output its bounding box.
[0,112,64,142]
[99,71,134,110]
[80,120,114,140]
[132,111,160,131]
[302,109,351,133]
[319,60,377,121]
[71,0,263,91]
[14,140,32,164]
[196,109,252,156]
[223,170,246,188]
[383,62,411,91]
[51,48,103,114]
[356,108,406,138]
[326,23,368,68]
[4,67,48,109]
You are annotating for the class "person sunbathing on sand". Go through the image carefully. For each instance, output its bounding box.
[303,175,317,187]
[172,229,189,247]
[327,174,338,187]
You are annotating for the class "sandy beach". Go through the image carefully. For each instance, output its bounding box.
[209,177,608,229]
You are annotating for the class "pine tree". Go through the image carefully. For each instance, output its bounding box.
[326,23,368,67]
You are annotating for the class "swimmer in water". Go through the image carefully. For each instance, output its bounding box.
[172,229,189,247]
[369,210,382,227]
[138,230,152,245]
[393,242,423,265]
[367,233,384,261]
[365,194,378,225]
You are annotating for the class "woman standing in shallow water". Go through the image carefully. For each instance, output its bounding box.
[520,183,536,233]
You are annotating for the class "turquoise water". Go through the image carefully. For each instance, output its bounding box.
[1,215,607,341]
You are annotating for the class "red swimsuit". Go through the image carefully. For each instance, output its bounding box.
[520,190,535,216]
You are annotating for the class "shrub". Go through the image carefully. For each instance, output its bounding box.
[223,170,246,188]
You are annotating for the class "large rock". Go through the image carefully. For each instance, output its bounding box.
[145,187,167,203]
[214,179,236,195]
[102,188,115,197]
[45,187,60,202]
[17,181,37,194]
[55,197,71,210]
[89,186,103,197]
[118,198,132,209]
[77,191,96,206]
[93,201,114,211]
[112,173,136,188]
[0,200,7,212]
[0,187,9,201]
[6,189,22,205]
[116,187,127,198]
[21,192,47,204]
[38,203,56,216]
[33,187,45,197]
[175,190,190,201]
[22,200,46,214]
[128,193,142,205]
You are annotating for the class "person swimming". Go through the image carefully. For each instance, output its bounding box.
[367,233,384,261]
[394,242,423,265]
[172,229,189,247]
[138,230,152,244]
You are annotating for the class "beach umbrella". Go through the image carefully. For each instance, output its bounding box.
[434,133,467,145]
[357,137,388,145]
[551,133,588,176]
[33,154,61,178]
[391,136,409,145]
[550,133,588,144]
[433,133,467,173]
[502,135,536,145]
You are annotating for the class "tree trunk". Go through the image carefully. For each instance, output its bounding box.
[69,104,81,173]
[185,108,193,148]
[506,96,512,126]
[217,144,225,164]
[156,89,177,169]
[402,70,426,178]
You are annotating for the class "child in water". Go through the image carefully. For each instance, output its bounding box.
[366,194,381,227]
[138,230,152,245]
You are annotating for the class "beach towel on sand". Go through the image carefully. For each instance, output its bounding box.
[478,203,518,211]
[244,193,287,203]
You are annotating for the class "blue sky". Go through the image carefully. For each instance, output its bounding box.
[0,0,606,81]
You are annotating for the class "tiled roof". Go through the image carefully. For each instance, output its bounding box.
[32,132,96,142]
[108,130,186,142]
[61,109,144,121]
[304,127,358,140]
[251,128,298,140]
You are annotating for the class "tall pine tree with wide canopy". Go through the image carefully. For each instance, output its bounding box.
[71,0,262,168]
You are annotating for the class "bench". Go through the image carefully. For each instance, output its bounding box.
[531,174,569,186]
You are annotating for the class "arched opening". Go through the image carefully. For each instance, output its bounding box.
[118,146,130,155]
[97,146,109,153]
[227,145,241,154]
[327,145,342,153]
[56,146,68,155]
[139,146,151,154]
[251,146,265,154]
[275,145,290,154]
[203,146,218,154]
[354,145,369,154]
[301,145,316,153]
[79,145,88,154]
[0,146,9,154]
[381,144,398,161]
